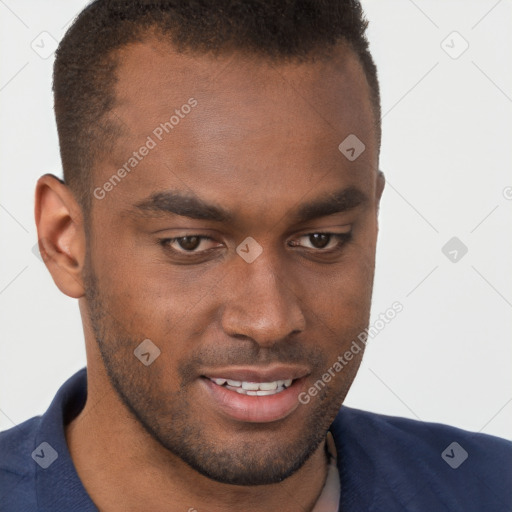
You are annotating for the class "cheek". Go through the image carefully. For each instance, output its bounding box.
[96,260,224,372]
[300,240,377,333]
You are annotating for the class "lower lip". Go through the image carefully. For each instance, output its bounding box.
[200,377,305,423]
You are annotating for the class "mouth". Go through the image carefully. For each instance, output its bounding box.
[199,366,309,423]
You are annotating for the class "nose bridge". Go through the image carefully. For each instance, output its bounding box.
[221,251,306,345]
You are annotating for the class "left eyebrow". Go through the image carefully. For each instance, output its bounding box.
[293,186,368,224]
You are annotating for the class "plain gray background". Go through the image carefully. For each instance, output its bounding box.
[1,0,511,439]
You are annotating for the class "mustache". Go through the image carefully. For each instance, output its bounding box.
[178,342,328,384]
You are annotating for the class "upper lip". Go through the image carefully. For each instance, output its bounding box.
[202,365,310,383]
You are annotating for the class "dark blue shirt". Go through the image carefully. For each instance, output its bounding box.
[1,368,511,511]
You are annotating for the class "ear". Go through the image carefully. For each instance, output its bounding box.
[34,173,87,299]
[375,169,385,209]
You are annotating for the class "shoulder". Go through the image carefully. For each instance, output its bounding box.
[330,407,512,510]
[334,406,511,455]
[0,416,41,509]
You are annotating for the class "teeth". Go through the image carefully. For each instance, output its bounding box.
[241,382,260,390]
[211,377,294,396]
[257,381,278,390]
[256,389,278,396]
[243,389,281,396]
[226,385,285,396]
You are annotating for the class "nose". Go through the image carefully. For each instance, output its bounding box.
[221,253,306,347]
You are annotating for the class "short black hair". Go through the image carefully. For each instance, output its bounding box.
[53,0,380,218]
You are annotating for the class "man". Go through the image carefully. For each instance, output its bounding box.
[0,1,510,510]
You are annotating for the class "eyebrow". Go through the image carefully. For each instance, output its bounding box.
[295,186,368,224]
[132,191,232,222]
[130,186,368,224]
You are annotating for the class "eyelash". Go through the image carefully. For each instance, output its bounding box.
[158,231,352,257]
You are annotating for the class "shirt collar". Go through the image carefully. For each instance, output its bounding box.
[311,431,341,512]
[35,368,98,511]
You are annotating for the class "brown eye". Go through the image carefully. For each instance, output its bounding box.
[159,235,222,256]
[177,236,201,251]
[288,231,352,252]
[309,233,331,249]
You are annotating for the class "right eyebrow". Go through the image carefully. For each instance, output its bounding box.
[128,190,232,222]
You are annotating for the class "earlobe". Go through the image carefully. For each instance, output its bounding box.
[34,173,86,299]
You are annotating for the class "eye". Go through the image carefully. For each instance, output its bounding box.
[159,235,221,254]
[303,233,333,249]
[289,232,352,251]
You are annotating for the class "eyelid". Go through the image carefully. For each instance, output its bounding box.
[292,224,352,235]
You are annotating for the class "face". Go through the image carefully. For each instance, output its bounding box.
[82,40,383,485]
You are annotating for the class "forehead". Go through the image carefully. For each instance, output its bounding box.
[112,38,374,137]
[93,39,377,219]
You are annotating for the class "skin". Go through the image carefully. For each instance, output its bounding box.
[35,38,384,512]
